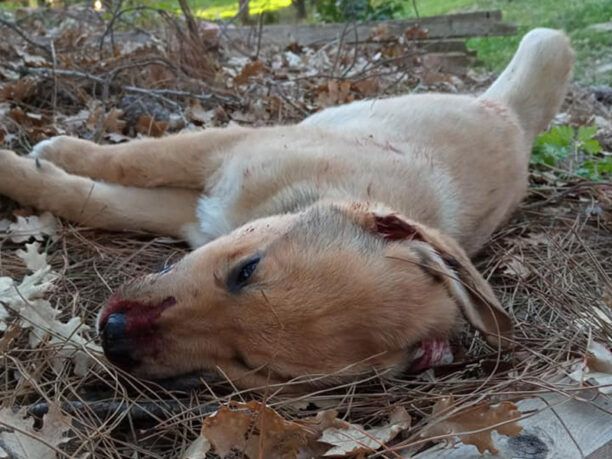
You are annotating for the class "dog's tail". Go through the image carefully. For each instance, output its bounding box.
[481,28,574,142]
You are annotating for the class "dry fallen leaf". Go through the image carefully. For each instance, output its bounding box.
[0,404,70,459]
[422,397,522,454]
[586,340,612,373]
[135,114,168,137]
[181,435,211,459]
[104,108,127,133]
[0,78,37,102]
[370,23,392,41]
[4,213,58,243]
[353,78,380,97]
[202,401,328,459]
[234,60,265,86]
[0,323,21,353]
[320,406,411,456]
[197,401,412,458]
[519,232,551,247]
[87,107,126,134]
[569,338,612,394]
[16,47,48,67]
[186,100,216,126]
[16,241,48,272]
[501,256,531,279]
[0,279,9,331]
[1,242,100,375]
[404,25,429,41]
[317,80,353,107]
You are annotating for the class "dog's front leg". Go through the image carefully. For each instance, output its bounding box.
[29,127,251,189]
[0,149,200,238]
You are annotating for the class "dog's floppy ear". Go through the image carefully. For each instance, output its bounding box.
[344,203,513,346]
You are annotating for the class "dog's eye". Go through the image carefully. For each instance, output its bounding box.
[227,256,261,292]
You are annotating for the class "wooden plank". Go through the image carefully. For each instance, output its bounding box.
[222,10,516,48]
[412,389,612,459]
[356,39,469,53]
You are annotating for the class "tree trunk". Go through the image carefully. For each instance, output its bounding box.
[293,0,307,20]
[238,0,250,24]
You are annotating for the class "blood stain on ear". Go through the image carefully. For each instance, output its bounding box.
[374,214,424,241]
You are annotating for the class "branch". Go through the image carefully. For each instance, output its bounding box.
[123,86,238,106]
[27,400,219,425]
[22,66,105,84]
[21,66,239,108]
[178,0,200,41]
[0,17,52,57]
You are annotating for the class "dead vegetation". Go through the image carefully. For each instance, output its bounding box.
[0,3,611,458]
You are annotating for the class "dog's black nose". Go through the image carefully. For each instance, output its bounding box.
[104,313,126,341]
[101,313,138,368]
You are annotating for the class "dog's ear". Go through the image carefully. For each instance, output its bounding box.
[344,204,513,346]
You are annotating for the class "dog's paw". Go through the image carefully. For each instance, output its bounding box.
[29,136,68,160]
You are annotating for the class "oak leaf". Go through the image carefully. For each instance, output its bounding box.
[422,397,522,454]
[569,338,612,394]
[0,404,70,459]
[321,406,411,456]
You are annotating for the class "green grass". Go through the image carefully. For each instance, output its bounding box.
[402,0,477,17]
[402,0,612,84]
[152,0,292,19]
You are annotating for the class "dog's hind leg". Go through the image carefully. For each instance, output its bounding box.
[29,128,250,189]
[481,28,574,143]
[0,149,199,239]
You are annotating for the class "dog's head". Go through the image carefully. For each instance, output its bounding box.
[97,201,512,389]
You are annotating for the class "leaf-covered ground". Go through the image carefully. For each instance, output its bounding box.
[0,4,611,458]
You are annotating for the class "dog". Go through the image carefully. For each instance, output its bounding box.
[0,29,574,389]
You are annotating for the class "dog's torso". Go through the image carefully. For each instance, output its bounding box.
[193,94,527,254]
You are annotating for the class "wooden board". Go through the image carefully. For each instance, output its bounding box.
[412,389,612,459]
[222,10,516,48]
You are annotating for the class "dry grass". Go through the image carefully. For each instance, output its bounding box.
[0,163,609,458]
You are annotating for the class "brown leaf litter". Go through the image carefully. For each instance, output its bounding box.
[185,400,413,458]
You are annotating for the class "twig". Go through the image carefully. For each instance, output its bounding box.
[331,21,352,79]
[522,181,611,209]
[27,400,219,425]
[98,0,124,56]
[20,66,238,107]
[98,5,169,55]
[412,0,420,19]
[122,86,238,106]
[0,17,52,58]
[22,67,105,84]
[254,12,265,60]
[178,0,200,41]
[341,24,361,78]
[50,40,58,122]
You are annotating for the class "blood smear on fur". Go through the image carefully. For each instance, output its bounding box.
[410,339,453,372]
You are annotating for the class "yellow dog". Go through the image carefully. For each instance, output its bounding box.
[0,29,573,389]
